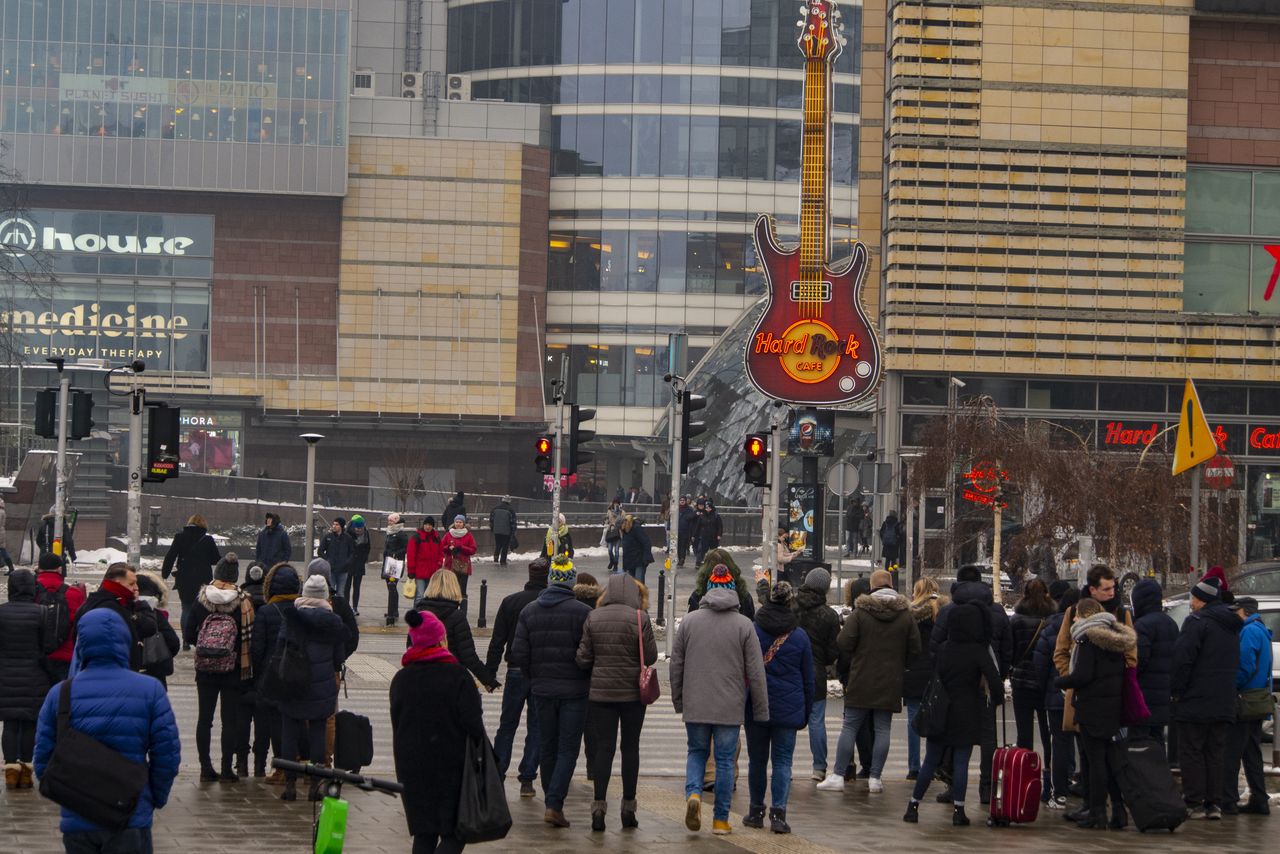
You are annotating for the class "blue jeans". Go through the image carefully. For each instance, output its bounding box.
[179,595,195,640]
[493,668,540,783]
[606,540,621,567]
[624,564,648,586]
[746,723,797,809]
[685,723,739,821]
[532,695,587,811]
[331,570,349,603]
[904,699,922,774]
[63,828,153,854]
[914,741,973,804]
[833,707,893,779]
[808,699,829,773]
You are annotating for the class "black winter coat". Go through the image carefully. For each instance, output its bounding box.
[934,602,1003,746]
[390,660,485,837]
[620,525,654,570]
[0,573,50,720]
[486,580,546,673]
[1010,603,1054,698]
[509,584,591,699]
[416,597,497,688]
[75,588,158,673]
[332,594,360,658]
[932,580,1014,677]
[349,528,372,577]
[1171,600,1242,723]
[160,525,221,603]
[901,602,939,701]
[251,599,295,685]
[319,531,355,575]
[1054,621,1136,738]
[280,604,347,720]
[1034,612,1068,710]
[1132,580,1178,726]
[793,586,840,700]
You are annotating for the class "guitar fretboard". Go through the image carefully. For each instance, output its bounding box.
[799,57,830,319]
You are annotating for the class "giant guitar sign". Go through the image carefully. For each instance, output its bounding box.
[744,0,882,406]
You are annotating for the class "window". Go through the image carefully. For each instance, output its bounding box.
[1186,169,1251,235]
[1027,380,1095,410]
[1099,382,1166,413]
[1183,243,1250,313]
[1185,167,1280,314]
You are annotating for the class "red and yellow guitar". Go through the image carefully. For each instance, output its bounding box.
[744,0,881,406]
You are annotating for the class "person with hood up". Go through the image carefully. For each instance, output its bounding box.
[604,499,624,571]
[406,516,444,598]
[442,491,467,530]
[278,573,349,802]
[183,553,255,782]
[486,557,549,797]
[35,551,86,683]
[392,609,486,854]
[160,514,221,643]
[902,577,944,781]
[688,549,756,620]
[75,562,159,674]
[35,609,180,852]
[575,573,658,832]
[1052,597,1137,829]
[251,564,301,784]
[543,513,575,560]
[619,515,655,586]
[743,582,813,834]
[902,600,1003,827]
[676,496,697,568]
[1131,578,1178,744]
[792,567,840,782]
[442,514,478,604]
[489,497,517,566]
[255,513,292,569]
[671,564,769,836]
[819,569,920,794]
[345,515,372,613]
[0,570,48,790]
[1034,585,1079,809]
[508,555,592,828]
[414,569,498,690]
[878,510,904,568]
[318,518,355,604]
[1223,595,1273,815]
[1009,578,1056,753]
[135,571,180,687]
[383,513,411,627]
[574,571,603,608]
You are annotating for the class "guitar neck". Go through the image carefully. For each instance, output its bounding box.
[799,57,830,273]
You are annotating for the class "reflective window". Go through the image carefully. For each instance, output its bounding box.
[550,229,780,294]
[902,375,949,406]
[1186,169,1251,235]
[1027,380,1096,410]
[1183,243,1250,313]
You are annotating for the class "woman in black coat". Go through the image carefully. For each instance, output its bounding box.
[413,570,498,690]
[160,514,222,646]
[619,515,654,586]
[0,570,49,788]
[901,578,943,780]
[393,609,486,854]
[903,600,1002,828]
[1130,578,1177,740]
[1009,579,1056,751]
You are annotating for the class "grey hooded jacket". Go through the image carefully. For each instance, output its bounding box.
[670,587,769,725]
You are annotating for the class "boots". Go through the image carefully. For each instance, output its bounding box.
[620,799,638,829]
[591,800,606,832]
[265,769,287,785]
[3,763,19,789]
[743,805,766,828]
[307,779,325,802]
[236,754,249,779]
[280,780,297,801]
[1241,795,1271,815]
[1109,805,1128,829]
[1075,808,1108,829]
[952,806,970,826]
[903,801,920,823]
[220,760,239,783]
[18,762,34,789]
[254,756,267,778]
[543,808,570,828]
[769,808,790,834]
[199,760,219,783]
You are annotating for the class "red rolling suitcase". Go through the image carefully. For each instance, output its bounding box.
[989,706,1042,826]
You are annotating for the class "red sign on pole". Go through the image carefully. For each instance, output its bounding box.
[1202,454,1235,490]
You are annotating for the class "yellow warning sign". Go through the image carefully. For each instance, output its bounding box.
[1173,379,1217,476]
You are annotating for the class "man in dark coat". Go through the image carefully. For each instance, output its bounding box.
[255,513,292,568]
[844,499,865,556]
[1171,577,1243,819]
[317,518,354,602]
[0,569,49,787]
[693,501,723,566]
[793,567,840,780]
[1132,579,1178,740]
[878,511,904,568]
[509,558,592,828]
[75,563,159,674]
[489,497,517,566]
[676,496,697,568]
[487,558,549,795]
[442,492,466,529]
[160,515,222,643]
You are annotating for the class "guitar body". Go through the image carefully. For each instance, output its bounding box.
[746,213,882,405]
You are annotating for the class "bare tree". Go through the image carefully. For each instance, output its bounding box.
[382,445,430,509]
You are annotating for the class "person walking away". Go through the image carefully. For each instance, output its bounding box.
[695,501,724,566]
[135,572,180,688]
[392,609,487,854]
[1053,597,1136,829]
[1034,585,1079,809]
[75,563,159,673]
[34,609,181,853]
[743,582,812,834]
[184,555,255,782]
[278,574,348,801]
[485,558,548,797]
[490,497,517,566]
[317,518,354,606]
[235,564,270,778]
[305,558,360,767]
[820,569,920,794]
[1222,595,1272,815]
[1132,578,1177,745]
[250,564,301,785]
[1010,579,1055,752]
[844,499,864,557]
[441,491,466,530]
[793,568,839,782]
[383,514,411,627]
[345,515,371,613]
[254,513,292,569]
[543,513,575,560]
[572,571,603,780]
[604,499,624,571]
[670,565,769,836]
[878,511,904,569]
[414,570,499,691]
[441,515,478,605]
[902,600,1003,827]
[508,556,592,827]
[676,496,696,568]
[858,512,872,556]
[406,516,444,604]
[34,552,85,684]
[575,573,658,831]
[1,570,49,790]
[902,577,943,781]
[160,514,221,646]
[687,549,756,620]
[619,515,655,586]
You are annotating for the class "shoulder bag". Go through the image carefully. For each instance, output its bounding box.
[1120,665,1152,725]
[1237,649,1276,721]
[259,606,309,702]
[38,678,150,832]
[455,736,512,843]
[911,673,950,739]
[637,609,660,705]
[763,631,792,665]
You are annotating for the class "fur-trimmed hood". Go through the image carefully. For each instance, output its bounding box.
[573,582,603,608]
[135,569,170,609]
[1082,620,1138,654]
[855,589,910,621]
[910,596,944,622]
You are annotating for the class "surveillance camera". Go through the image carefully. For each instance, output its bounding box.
[130,359,146,373]
[865,450,876,461]
[662,373,673,383]
[950,377,966,388]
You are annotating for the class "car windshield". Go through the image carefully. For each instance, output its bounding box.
[1231,571,1280,594]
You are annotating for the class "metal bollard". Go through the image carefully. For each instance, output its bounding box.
[656,570,666,627]
[477,578,488,628]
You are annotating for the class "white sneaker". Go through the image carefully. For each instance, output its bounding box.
[869,777,884,794]
[1046,796,1067,810]
[815,773,845,792]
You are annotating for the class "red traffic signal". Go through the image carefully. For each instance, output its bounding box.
[744,432,769,486]
[535,435,554,474]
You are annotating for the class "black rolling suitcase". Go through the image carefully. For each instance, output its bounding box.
[1117,736,1185,832]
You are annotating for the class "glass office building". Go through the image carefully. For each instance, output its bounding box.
[447,0,862,438]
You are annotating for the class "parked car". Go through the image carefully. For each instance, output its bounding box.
[1163,592,1280,691]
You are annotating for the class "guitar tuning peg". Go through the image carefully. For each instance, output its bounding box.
[796,19,806,26]
[799,4,808,12]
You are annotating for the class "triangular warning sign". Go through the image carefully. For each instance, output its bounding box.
[1172,379,1217,476]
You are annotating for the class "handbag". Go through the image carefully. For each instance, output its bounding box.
[1120,665,1151,726]
[911,674,950,739]
[637,609,660,705]
[1237,650,1275,720]
[455,736,512,843]
[381,556,404,581]
[259,607,310,702]
[401,577,417,600]
[38,678,149,832]
[140,632,172,668]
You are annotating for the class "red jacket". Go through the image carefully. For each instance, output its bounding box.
[406,528,444,580]
[441,528,478,576]
[36,570,87,662]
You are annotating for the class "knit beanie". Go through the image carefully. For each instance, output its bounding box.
[214,553,240,583]
[334,517,346,529]
[707,564,736,591]
[549,553,576,586]
[405,609,446,648]
[38,552,64,573]
[1048,579,1071,601]
[1191,576,1221,604]
[307,558,332,589]
[388,512,402,525]
[350,515,365,528]
[246,564,265,584]
[302,574,329,599]
[803,567,831,592]
[1202,565,1229,591]
[528,556,550,585]
[770,580,794,605]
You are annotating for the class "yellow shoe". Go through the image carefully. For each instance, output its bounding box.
[713,819,732,835]
[17,762,33,789]
[3,763,18,789]
[685,794,701,831]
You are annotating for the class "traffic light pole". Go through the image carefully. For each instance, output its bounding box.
[664,378,685,660]
[126,382,145,568]
[52,363,70,559]
[549,358,568,555]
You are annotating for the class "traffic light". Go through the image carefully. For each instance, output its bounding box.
[680,392,707,473]
[144,404,181,482]
[535,435,554,475]
[744,432,769,486]
[69,391,94,440]
[34,389,57,438]
[568,405,595,474]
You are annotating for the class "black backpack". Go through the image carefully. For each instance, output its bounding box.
[35,582,74,655]
[259,606,310,701]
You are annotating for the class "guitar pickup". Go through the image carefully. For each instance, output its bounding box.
[790,281,832,302]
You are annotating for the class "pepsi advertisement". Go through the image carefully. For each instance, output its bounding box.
[787,409,835,456]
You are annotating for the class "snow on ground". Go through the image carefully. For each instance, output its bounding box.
[75,547,128,565]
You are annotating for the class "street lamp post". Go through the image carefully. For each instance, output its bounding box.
[300,433,324,561]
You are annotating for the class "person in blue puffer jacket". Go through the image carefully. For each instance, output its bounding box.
[1034,585,1079,809]
[1130,579,1178,743]
[1222,596,1273,815]
[34,609,181,852]
[744,581,813,835]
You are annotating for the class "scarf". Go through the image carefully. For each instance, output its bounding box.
[402,645,457,667]
[205,580,255,680]
[1069,610,1116,673]
[101,579,135,606]
[295,596,332,611]
[447,527,469,539]
[267,593,299,605]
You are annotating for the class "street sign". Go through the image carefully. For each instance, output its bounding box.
[859,461,894,494]
[1172,379,1216,476]
[1203,454,1235,490]
[825,461,859,496]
